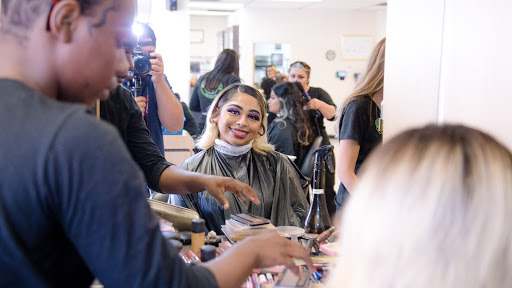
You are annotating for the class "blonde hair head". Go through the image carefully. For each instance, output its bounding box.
[334,37,386,134]
[196,83,274,154]
[328,124,512,288]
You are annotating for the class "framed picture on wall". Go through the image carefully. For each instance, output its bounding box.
[342,35,373,60]
[271,53,283,66]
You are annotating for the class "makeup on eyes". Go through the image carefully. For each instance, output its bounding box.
[248,113,260,121]
[226,105,261,120]
[227,107,240,115]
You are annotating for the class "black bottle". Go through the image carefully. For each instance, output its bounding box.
[304,145,333,235]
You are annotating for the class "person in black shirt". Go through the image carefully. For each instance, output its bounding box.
[335,37,386,209]
[289,61,337,217]
[190,49,241,133]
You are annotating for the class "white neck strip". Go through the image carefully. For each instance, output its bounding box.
[214,139,253,156]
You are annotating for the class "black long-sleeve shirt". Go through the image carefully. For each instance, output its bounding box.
[100,85,172,192]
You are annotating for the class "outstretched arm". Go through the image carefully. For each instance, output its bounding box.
[204,233,314,288]
[158,165,260,209]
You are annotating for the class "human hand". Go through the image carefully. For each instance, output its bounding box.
[204,175,260,209]
[149,52,165,82]
[306,98,323,110]
[239,233,314,275]
[135,96,147,116]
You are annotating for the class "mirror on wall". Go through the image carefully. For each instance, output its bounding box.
[253,43,291,88]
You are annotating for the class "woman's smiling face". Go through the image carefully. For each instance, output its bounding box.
[213,92,263,146]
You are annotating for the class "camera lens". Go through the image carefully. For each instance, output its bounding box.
[132,56,152,76]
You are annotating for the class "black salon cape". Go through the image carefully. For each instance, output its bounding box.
[267,118,309,169]
[178,147,310,234]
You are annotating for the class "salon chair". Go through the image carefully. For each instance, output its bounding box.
[300,136,323,182]
[163,134,195,166]
[299,136,323,203]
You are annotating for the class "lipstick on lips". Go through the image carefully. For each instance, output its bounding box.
[230,128,248,139]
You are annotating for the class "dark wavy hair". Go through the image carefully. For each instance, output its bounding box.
[204,49,240,91]
[260,77,277,100]
[272,82,314,146]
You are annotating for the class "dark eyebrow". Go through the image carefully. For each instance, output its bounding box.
[227,104,261,115]
[227,104,242,110]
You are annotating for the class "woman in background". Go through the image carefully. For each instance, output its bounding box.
[335,37,385,209]
[267,82,314,168]
[178,84,309,234]
[327,124,512,288]
[266,65,286,83]
[190,49,241,133]
[260,77,277,125]
[289,61,337,217]
[260,77,277,101]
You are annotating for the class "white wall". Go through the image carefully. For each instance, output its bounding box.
[147,0,191,102]
[439,0,512,149]
[383,0,445,141]
[232,8,384,136]
[385,0,512,151]
[375,10,387,43]
[190,15,228,58]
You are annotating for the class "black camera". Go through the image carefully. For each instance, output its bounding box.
[131,46,153,76]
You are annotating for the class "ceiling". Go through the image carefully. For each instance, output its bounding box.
[189,0,388,13]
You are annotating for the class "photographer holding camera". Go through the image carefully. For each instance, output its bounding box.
[124,23,183,155]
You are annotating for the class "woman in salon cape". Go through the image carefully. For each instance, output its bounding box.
[176,84,309,234]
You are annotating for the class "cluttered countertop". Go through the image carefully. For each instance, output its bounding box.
[158,211,338,288]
